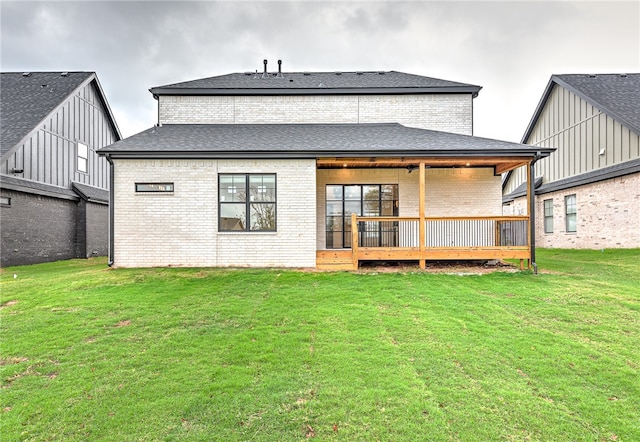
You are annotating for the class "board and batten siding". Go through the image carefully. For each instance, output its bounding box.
[1,81,116,191]
[159,94,474,135]
[112,159,317,268]
[503,84,640,195]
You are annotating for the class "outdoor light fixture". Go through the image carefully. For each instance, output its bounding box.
[406,165,419,173]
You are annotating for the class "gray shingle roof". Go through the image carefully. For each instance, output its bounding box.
[99,123,552,159]
[503,158,640,202]
[0,174,79,200]
[71,182,109,203]
[0,72,94,156]
[150,70,482,96]
[523,73,640,143]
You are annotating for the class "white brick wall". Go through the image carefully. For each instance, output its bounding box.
[112,159,316,267]
[315,167,501,249]
[509,172,640,248]
[159,94,473,135]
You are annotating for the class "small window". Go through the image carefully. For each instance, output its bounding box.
[77,142,88,173]
[135,183,174,193]
[565,194,577,233]
[219,174,276,232]
[0,196,11,206]
[543,199,553,233]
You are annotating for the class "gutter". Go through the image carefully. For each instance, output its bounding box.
[106,154,115,267]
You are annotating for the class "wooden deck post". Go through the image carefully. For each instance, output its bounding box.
[526,159,533,269]
[419,162,426,269]
[351,213,359,270]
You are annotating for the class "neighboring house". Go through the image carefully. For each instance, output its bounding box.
[1,72,121,266]
[99,60,553,269]
[503,74,640,248]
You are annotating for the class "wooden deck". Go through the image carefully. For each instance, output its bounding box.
[317,214,532,271]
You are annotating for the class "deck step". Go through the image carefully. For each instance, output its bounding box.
[316,250,354,270]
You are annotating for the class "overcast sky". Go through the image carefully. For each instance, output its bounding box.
[1,1,638,142]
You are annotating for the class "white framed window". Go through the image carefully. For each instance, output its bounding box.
[77,142,88,173]
[565,194,577,233]
[0,196,11,207]
[543,199,553,234]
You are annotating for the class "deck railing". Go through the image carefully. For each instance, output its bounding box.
[351,215,530,266]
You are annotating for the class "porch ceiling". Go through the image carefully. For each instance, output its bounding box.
[316,157,529,173]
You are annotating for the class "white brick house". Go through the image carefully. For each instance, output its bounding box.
[503,74,640,249]
[100,61,553,269]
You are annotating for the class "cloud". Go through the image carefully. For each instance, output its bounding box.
[1,1,638,140]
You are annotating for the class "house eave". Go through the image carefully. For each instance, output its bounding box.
[149,86,482,98]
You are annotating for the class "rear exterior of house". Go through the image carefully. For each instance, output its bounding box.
[1,72,121,267]
[503,74,640,249]
[101,61,552,269]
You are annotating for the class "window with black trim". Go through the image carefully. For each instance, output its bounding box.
[77,142,88,173]
[543,199,553,233]
[326,184,398,248]
[135,183,174,192]
[219,174,276,231]
[565,194,577,233]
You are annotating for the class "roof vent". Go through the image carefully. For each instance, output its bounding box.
[22,72,31,77]
[276,60,284,79]
[318,83,326,88]
[61,72,68,77]
[303,72,311,76]
[244,72,253,76]
[620,73,628,78]
[356,72,363,75]
[335,72,342,76]
[262,59,269,79]
[378,71,386,75]
[588,74,597,78]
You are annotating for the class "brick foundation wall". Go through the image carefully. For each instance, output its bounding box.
[85,201,108,257]
[112,159,317,268]
[159,94,473,135]
[506,172,640,248]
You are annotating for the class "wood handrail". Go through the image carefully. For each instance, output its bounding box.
[353,215,529,222]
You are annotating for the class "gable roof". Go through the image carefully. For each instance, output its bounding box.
[150,70,482,97]
[522,73,640,143]
[99,123,552,160]
[0,71,122,157]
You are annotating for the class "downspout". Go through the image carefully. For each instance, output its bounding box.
[106,154,115,267]
[529,153,542,275]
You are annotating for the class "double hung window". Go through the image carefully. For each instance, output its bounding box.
[565,194,577,233]
[543,199,553,233]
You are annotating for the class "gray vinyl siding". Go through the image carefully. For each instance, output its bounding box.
[504,84,640,194]
[1,81,117,190]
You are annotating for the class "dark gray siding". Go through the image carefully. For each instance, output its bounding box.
[1,81,117,191]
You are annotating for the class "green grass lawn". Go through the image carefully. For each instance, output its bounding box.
[1,249,639,441]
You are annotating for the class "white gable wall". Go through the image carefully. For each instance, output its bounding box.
[159,94,473,135]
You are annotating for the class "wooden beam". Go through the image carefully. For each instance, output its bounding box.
[351,213,359,270]
[526,159,533,269]
[419,162,426,270]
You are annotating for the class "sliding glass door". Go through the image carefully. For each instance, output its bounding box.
[326,184,398,249]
